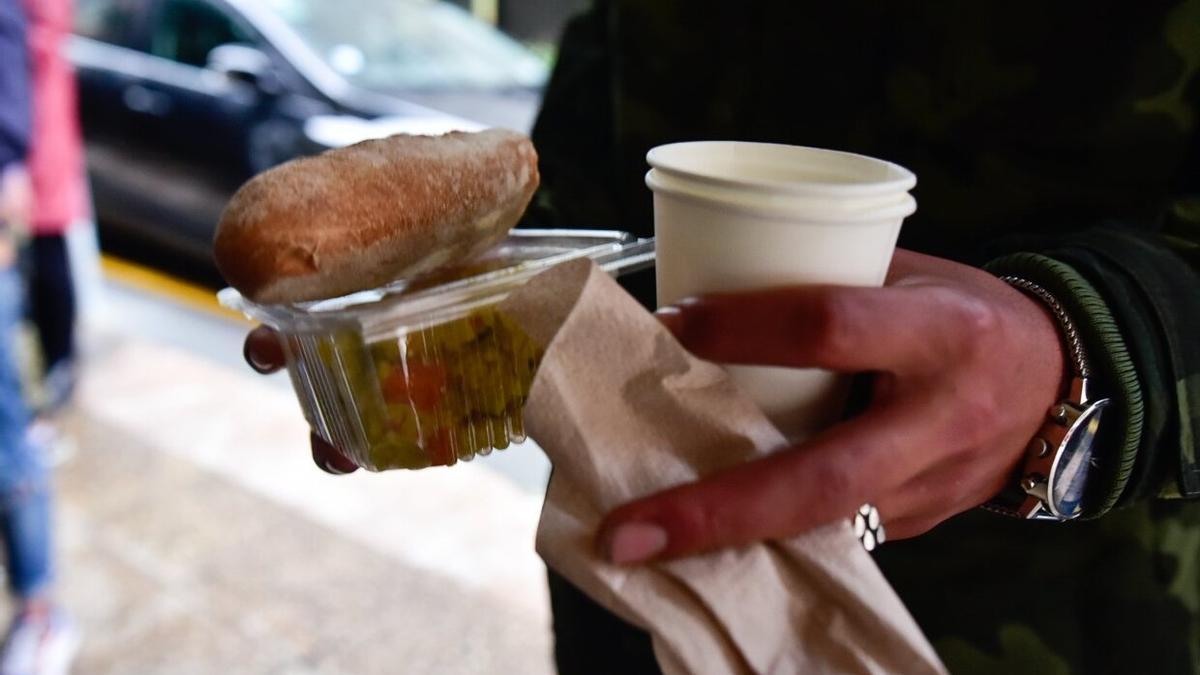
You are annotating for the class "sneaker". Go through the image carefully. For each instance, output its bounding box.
[25,420,76,467]
[0,609,80,675]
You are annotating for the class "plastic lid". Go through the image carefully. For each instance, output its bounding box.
[219,229,655,338]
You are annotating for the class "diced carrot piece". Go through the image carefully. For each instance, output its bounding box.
[381,362,447,410]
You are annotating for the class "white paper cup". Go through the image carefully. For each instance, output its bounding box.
[646,141,917,441]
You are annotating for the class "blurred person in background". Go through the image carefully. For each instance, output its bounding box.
[0,1,79,673]
[21,0,86,417]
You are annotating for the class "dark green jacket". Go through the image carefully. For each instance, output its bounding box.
[527,1,1200,673]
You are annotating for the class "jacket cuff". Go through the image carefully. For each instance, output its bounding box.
[984,252,1143,517]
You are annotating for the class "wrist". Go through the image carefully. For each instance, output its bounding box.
[1000,276,1087,398]
[984,253,1141,517]
[998,276,1111,520]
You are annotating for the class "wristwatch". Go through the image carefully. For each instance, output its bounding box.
[993,277,1112,521]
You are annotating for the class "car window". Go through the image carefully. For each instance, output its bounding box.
[262,0,548,91]
[150,0,254,68]
[75,0,149,46]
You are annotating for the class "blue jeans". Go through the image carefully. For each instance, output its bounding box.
[0,267,52,599]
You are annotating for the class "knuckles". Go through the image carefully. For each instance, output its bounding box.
[801,292,858,367]
[941,291,1004,358]
[804,454,858,509]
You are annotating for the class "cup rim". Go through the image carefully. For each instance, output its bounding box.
[646,141,916,198]
[645,168,918,223]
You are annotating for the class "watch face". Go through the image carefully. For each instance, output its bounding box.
[1049,400,1110,518]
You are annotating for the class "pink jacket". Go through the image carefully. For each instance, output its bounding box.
[23,0,87,233]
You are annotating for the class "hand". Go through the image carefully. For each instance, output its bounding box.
[0,164,31,228]
[596,249,1067,564]
[243,326,361,475]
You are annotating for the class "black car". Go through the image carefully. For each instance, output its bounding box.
[70,0,548,277]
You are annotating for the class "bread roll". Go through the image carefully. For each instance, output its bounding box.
[213,128,539,304]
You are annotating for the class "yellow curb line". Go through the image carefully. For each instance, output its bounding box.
[100,255,252,325]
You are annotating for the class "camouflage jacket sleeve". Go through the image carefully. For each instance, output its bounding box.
[1020,212,1200,511]
[986,215,1200,515]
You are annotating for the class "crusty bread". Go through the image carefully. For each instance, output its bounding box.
[213,128,539,304]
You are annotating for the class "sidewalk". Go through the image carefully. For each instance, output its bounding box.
[3,278,556,674]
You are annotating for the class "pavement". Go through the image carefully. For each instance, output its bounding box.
[0,262,557,674]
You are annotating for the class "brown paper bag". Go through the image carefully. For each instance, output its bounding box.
[500,259,947,675]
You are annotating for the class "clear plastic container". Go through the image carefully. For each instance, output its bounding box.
[219,229,655,471]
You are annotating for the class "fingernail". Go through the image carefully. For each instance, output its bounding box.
[317,457,348,476]
[244,340,274,374]
[654,306,684,335]
[604,522,668,564]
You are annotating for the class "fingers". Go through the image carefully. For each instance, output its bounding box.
[244,326,285,374]
[245,329,358,476]
[311,433,359,475]
[0,165,32,226]
[655,284,970,375]
[596,401,943,563]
